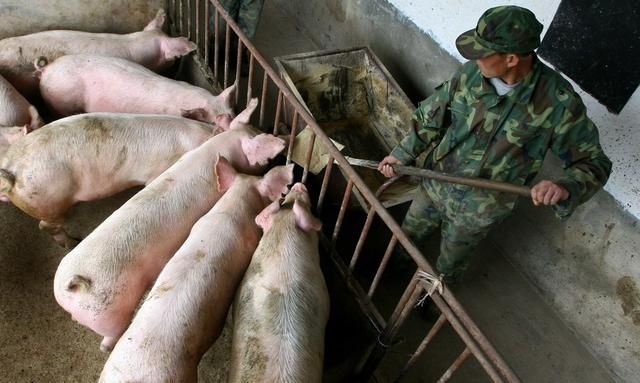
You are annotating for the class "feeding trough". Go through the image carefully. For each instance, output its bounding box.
[275,47,420,210]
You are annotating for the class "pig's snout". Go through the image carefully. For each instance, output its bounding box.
[65,275,92,292]
[291,182,307,193]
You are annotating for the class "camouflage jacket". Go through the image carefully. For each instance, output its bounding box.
[391,57,612,219]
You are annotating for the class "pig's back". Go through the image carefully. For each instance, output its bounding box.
[1,113,213,200]
[230,212,328,383]
[40,54,209,116]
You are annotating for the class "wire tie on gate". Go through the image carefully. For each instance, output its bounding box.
[415,270,444,307]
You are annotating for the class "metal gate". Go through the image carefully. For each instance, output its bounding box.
[168,1,521,381]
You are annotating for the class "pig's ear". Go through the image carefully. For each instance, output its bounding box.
[162,37,197,60]
[144,8,166,31]
[241,134,286,166]
[293,200,322,232]
[181,108,209,122]
[259,164,294,201]
[215,155,237,193]
[255,200,281,231]
[229,96,256,130]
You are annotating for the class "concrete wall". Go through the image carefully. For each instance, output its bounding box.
[0,0,166,38]
[271,0,640,381]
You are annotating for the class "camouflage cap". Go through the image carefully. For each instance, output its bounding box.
[456,6,543,59]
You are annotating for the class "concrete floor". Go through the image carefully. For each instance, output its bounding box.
[0,2,619,383]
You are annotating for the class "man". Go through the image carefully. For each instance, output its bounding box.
[218,0,265,40]
[378,5,612,283]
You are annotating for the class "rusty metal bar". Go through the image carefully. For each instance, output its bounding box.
[223,23,230,88]
[272,90,283,135]
[394,314,448,382]
[317,155,333,213]
[430,293,505,382]
[301,131,316,183]
[246,54,255,106]
[195,0,200,48]
[186,0,192,38]
[213,8,219,79]
[286,111,299,165]
[235,40,242,106]
[179,0,184,34]
[367,235,397,298]
[259,72,268,128]
[331,179,353,247]
[437,348,472,383]
[204,0,210,66]
[349,208,377,271]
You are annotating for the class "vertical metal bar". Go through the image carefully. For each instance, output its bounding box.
[349,208,377,271]
[286,111,299,165]
[204,0,209,66]
[436,348,471,383]
[179,0,184,35]
[301,131,316,183]
[187,0,192,39]
[331,180,353,246]
[235,39,242,106]
[317,155,333,212]
[224,23,231,88]
[195,0,200,49]
[272,90,283,135]
[259,72,268,128]
[368,235,397,298]
[246,54,255,107]
[214,8,219,79]
[394,314,448,382]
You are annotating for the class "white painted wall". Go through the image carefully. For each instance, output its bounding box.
[388,0,640,219]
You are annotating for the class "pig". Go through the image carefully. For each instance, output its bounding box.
[0,112,226,248]
[36,53,235,123]
[53,98,286,352]
[228,182,330,383]
[0,74,43,130]
[0,8,196,98]
[99,157,294,383]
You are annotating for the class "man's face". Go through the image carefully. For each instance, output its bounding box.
[476,53,510,78]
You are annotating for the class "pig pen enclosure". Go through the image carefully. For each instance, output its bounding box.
[0,0,521,382]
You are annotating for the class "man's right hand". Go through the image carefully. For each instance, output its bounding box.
[378,155,402,177]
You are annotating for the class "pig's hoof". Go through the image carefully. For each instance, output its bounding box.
[58,236,80,249]
[99,343,113,353]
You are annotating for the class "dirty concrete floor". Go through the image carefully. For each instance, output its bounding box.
[0,2,616,383]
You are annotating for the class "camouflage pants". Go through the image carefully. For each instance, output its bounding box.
[401,181,513,280]
[218,0,265,39]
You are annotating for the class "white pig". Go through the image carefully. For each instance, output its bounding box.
[228,182,330,383]
[0,74,42,130]
[37,53,235,123]
[0,8,195,98]
[0,112,225,248]
[100,157,294,383]
[53,98,286,352]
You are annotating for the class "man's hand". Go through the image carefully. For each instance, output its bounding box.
[378,155,402,177]
[531,180,570,206]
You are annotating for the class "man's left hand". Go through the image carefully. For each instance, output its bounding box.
[530,180,570,206]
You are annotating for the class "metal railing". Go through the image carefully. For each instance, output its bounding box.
[168,1,521,381]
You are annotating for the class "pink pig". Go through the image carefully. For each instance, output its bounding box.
[36,53,235,124]
[0,74,42,131]
[100,157,294,383]
[228,182,329,383]
[53,98,286,352]
[0,9,196,98]
[0,112,225,248]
